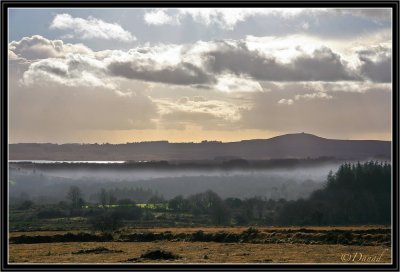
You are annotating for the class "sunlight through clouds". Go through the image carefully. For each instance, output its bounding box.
[8,7,392,142]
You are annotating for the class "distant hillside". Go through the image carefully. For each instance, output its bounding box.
[9,133,391,161]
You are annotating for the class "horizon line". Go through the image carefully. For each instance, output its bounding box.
[8,132,392,145]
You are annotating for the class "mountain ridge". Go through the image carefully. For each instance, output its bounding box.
[9,133,391,161]
[10,132,390,145]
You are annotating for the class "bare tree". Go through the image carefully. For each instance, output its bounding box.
[108,190,117,205]
[99,188,107,207]
[67,186,84,209]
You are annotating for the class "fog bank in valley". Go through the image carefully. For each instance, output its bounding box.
[9,163,344,203]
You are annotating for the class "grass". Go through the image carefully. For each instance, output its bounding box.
[139,249,180,260]
[72,247,123,255]
[9,241,391,263]
[81,203,169,210]
[8,226,392,264]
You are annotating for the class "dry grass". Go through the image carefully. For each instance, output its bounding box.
[124,225,390,234]
[9,230,85,238]
[9,241,391,264]
[8,226,392,264]
[9,225,390,237]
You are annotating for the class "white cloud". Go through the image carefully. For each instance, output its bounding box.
[13,34,389,96]
[143,8,327,29]
[8,50,19,60]
[153,96,240,122]
[105,38,359,85]
[143,8,391,30]
[22,54,116,90]
[214,74,263,93]
[144,10,180,25]
[322,81,391,93]
[50,14,136,42]
[9,35,92,60]
[278,84,333,105]
[294,92,333,101]
[278,98,294,105]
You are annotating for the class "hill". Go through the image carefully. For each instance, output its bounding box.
[9,133,391,161]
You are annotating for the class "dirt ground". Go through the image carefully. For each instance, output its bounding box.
[8,225,390,237]
[8,226,392,264]
[9,241,391,264]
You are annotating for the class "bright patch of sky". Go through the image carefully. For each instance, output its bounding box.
[8,7,393,143]
[9,8,391,50]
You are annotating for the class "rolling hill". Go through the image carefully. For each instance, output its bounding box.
[9,133,391,161]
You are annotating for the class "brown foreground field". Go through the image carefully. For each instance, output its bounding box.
[9,226,392,264]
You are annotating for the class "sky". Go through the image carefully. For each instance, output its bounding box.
[8,8,393,143]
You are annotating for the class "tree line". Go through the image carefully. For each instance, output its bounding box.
[13,161,391,231]
[277,161,391,225]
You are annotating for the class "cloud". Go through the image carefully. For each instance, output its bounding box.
[50,14,136,42]
[144,8,326,29]
[9,35,92,60]
[177,96,190,104]
[8,9,393,143]
[157,97,241,121]
[292,47,358,81]
[143,8,390,30]
[294,92,333,101]
[21,53,117,90]
[204,40,359,82]
[278,98,294,105]
[239,82,391,137]
[155,97,243,129]
[159,111,225,130]
[214,74,263,92]
[8,50,19,61]
[14,35,388,95]
[335,8,392,21]
[17,38,216,89]
[357,46,391,82]
[103,44,217,86]
[193,96,207,102]
[108,59,214,85]
[144,10,181,25]
[278,83,334,105]
[321,81,391,93]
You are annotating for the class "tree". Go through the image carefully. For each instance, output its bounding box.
[209,200,231,225]
[276,161,391,226]
[168,195,187,212]
[117,198,135,205]
[67,186,84,209]
[17,200,34,210]
[147,194,165,204]
[88,211,124,233]
[99,188,107,207]
[188,190,231,225]
[115,198,142,219]
[108,190,117,205]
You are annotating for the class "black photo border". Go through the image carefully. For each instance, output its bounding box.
[1,1,399,271]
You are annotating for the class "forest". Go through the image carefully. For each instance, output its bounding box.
[10,161,391,232]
